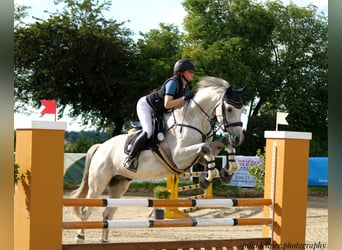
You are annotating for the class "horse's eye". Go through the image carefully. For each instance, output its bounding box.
[227,107,232,112]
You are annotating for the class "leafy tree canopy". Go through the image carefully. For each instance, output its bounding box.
[182,0,327,155]
[136,23,183,91]
[15,0,139,135]
[14,0,327,156]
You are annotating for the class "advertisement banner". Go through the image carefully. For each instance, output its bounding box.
[227,156,261,187]
[62,154,328,187]
[308,157,328,186]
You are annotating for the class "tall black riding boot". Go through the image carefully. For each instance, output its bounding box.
[123,132,148,172]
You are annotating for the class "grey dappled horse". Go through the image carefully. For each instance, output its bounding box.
[71,76,245,242]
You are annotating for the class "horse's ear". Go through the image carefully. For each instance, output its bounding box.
[224,86,233,98]
[224,86,244,108]
[236,85,247,94]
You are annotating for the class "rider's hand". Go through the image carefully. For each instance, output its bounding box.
[184,93,195,101]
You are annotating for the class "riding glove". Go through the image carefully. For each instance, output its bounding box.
[184,93,195,101]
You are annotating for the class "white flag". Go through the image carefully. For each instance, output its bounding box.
[276,112,289,126]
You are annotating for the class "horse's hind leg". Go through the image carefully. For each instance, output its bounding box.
[75,202,100,243]
[100,176,132,242]
[76,169,113,243]
[75,206,94,243]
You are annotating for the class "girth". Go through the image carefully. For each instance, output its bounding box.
[150,144,197,175]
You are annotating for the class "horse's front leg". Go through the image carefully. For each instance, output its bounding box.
[172,142,207,169]
[199,144,220,189]
[226,146,240,174]
[219,145,240,184]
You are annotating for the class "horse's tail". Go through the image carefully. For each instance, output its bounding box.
[71,143,101,218]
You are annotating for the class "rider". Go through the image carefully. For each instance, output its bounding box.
[123,58,197,172]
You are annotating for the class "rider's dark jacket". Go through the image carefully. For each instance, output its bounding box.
[146,76,189,115]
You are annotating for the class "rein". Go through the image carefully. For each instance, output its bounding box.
[168,100,216,142]
[168,92,243,141]
[156,85,243,175]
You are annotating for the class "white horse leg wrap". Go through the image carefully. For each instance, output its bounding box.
[206,167,219,182]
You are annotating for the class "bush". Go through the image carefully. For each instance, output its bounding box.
[14,163,20,185]
[248,148,265,191]
[153,185,171,199]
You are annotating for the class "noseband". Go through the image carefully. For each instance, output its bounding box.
[221,101,243,132]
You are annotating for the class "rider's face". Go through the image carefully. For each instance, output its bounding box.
[183,70,195,82]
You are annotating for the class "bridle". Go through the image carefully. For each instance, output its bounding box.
[220,97,243,132]
[168,99,213,142]
[168,91,243,142]
[164,89,243,172]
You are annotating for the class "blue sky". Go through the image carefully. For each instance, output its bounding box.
[14,0,328,131]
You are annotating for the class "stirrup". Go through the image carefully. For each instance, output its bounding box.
[123,157,138,172]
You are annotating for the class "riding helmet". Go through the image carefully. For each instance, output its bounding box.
[174,58,196,73]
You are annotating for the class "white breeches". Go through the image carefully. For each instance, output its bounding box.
[136,96,155,138]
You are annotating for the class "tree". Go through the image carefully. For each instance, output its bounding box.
[182,0,328,156]
[14,0,139,135]
[135,24,184,92]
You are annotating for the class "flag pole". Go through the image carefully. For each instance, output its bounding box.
[54,100,57,121]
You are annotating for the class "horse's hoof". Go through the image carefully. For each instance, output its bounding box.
[201,144,211,154]
[221,136,230,146]
[75,233,85,243]
[100,239,110,243]
[75,237,85,244]
[199,175,211,189]
[219,168,233,184]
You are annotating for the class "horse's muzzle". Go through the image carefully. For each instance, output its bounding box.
[223,121,244,146]
[230,134,244,146]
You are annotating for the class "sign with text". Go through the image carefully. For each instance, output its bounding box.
[228,156,262,187]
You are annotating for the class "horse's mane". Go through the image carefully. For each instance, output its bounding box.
[196,76,230,90]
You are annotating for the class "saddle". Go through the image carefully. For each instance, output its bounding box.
[124,116,187,175]
[124,115,166,155]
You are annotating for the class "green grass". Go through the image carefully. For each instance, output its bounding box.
[129,181,165,190]
[64,181,328,197]
[308,186,328,196]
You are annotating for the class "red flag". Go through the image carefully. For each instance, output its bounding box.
[40,100,56,114]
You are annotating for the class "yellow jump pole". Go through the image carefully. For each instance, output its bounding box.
[165,172,213,218]
[165,175,190,218]
[263,131,312,250]
[14,121,67,250]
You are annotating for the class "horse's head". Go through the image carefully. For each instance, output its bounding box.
[216,86,246,146]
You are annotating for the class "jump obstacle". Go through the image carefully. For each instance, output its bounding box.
[62,197,272,230]
[62,238,272,250]
[63,218,273,229]
[14,121,312,250]
[165,155,231,217]
[165,170,213,218]
[62,197,272,207]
